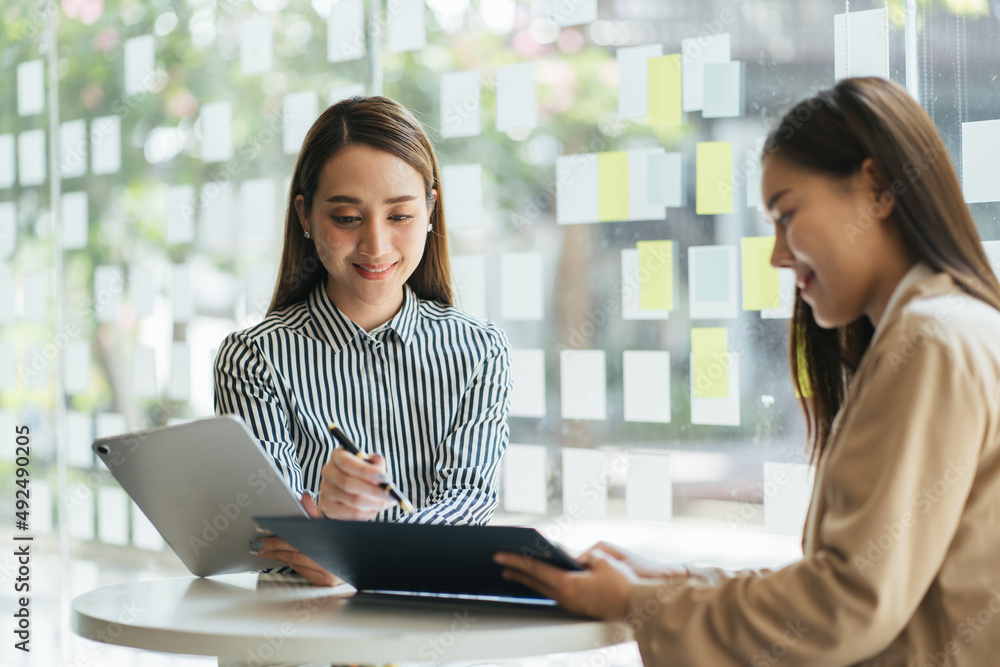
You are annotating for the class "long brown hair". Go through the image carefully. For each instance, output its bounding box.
[763,77,1000,461]
[268,96,452,314]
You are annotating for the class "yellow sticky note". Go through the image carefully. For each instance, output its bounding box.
[692,327,728,398]
[598,151,629,222]
[741,236,781,310]
[637,240,674,311]
[648,54,682,126]
[696,142,733,215]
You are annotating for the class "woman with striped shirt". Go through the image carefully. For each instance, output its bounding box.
[214,96,512,585]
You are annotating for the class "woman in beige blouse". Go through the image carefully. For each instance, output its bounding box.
[496,77,1000,665]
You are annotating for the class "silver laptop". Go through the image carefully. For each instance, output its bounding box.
[93,415,308,576]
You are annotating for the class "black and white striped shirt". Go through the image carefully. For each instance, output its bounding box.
[213,281,512,525]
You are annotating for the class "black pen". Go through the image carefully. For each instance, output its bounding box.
[327,422,415,514]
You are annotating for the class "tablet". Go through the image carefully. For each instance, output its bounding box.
[93,415,307,576]
[253,516,583,603]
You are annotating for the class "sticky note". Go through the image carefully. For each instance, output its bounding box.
[763,462,815,536]
[33,481,53,534]
[61,191,89,250]
[623,350,671,423]
[703,61,744,118]
[696,141,733,215]
[689,245,737,319]
[0,134,14,187]
[762,269,795,320]
[442,164,482,230]
[617,44,663,120]
[551,0,597,26]
[200,101,234,163]
[628,148,666,222]
[556,154,599,225]
[18,129,46,186]
[647,152,683,208]
[962,120,1000,203]
[440,70,481,138]
[500,253,544,320]
[0,345,13,389]
[496,62,537,132]
[17,60,45,117]
[648,54,683,126]
[329,83,365,106]
[198,181,234,249]
[742,236,782,310]
[637,240,674,311]
[67,485,95,541]
[98,486,130,546]
[598,151,629,222]
[562,448,607,518]
[169,341,190,401]
[166,185,196,245]
[241,177,277,240]
[560,350,606,420]
[240,14,273,75]
[23,345,46,389]
[692,327,728,398]
[0,271,13,324]
[244,262,277,323]
[129,265,155,320]
[503,444,548,514]
[171,262,194,323]
[621,249,669,320]
[328,0,365,63]
[0,202,15,259]
[690,349,740,426]
[91,116,121,175]
[682,33,731,112]
[388,0,426,53]
[984,240,1000,277]
[64,340,91,395]
[59,120,88,179]
[834,8,889,81]
[23,273,46,321]
[450,255,487,319]
[96,412,127,438]
[67,411,94,469]
[131,344,157,398]
[626,451,672,522]
[510,349,546,418]
[283,90,319,155]
[132,501,165,551]
[124,35,156,95]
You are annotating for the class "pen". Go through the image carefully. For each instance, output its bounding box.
[327,422,415,514]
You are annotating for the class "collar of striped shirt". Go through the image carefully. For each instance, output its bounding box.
[306,280,421,351]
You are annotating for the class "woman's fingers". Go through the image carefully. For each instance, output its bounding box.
[256,536,341,587]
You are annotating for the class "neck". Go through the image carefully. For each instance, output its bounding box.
[326,280,404,333]
[866,255,918,327]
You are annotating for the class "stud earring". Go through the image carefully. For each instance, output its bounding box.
[427,224,433,233]
[304,230,311,239]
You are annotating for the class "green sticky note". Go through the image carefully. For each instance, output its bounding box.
[598,151,629,222]
[637,240,674,311]
[692,327,728,398]
[742,236,781,310]
[696,142,733,215]
[648,54,682,126]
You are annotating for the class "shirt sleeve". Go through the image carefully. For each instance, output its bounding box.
[393,325,512,526]
[629,336,985,666]
[213,331,307,496]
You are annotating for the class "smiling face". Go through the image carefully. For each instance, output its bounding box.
[295,144,435,331]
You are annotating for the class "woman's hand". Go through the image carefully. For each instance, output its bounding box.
[580,541,688,580]
[254,492,343,587]
[317,449,398,520]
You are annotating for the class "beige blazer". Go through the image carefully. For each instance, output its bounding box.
[629,270,1000,666]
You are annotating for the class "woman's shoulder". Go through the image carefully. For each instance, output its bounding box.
[415,299,510,349]
[219,300,313,352]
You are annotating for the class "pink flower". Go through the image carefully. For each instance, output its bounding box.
[62,0,105,25]
[93,27,120,53]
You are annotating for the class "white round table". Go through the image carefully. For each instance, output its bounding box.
[71,573,633,665]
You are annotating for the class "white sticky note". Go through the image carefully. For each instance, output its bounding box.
[59,120,88,179]
[131,501,165,551]
[240,14,273,75]
[761,269,796,320]
[244,262,277,322]
[510,349,546,418]
[129,264,155,320]
[617,44,663,119]
[764,462,815,536]
[33,481,54,534]
[0,202,15,259]
[67,411,94,469]
[171,262,194,323]
[124,35,156,96]
[441,70,481,138]
[166,185,196,245]
[688,245,737,319]
[0,345,13,389]
[200,101,234,163]
[22,272,45,321]
[198,181,235,249]
[95,412,127,439]
[67,485,95,541]
[98,486,130,546]
[0,134,14,187]
[834,8,889,81]
[388,0,426,53]
[450,254,487,319]
[984,240,1000,277]
[556,154,599,224]
[95,266,123,323]
[503,444,548,514]
[91,115,121,175]
[681,33,731,112]
[17,60,45,117]
[626,452,672,522]
[131,344,157,398]
[64,340,91,395]
[23,345,46,389]
[628,147,666,221]
[18,129,46,186]
[328,0,365,63]
[168,341,190,401]
[560,350,606,420]
[962,119,1000,204]
[0,412,15,459]
[329,83,365,106]
[283,90,319,155]
[690,352,741,426]
[0,271,13,324]
[241,177,277,240]
[746,141,765,209]
[621,248,670,320]
[647,152,683,208]
[551,0,597,26]
[703,61,744,118]
[442,164,482,230]
[500,252,544,320]
[61,191,89,250]
[561,448,607,518]
[623,351,671,423]
[495,62,537,132]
